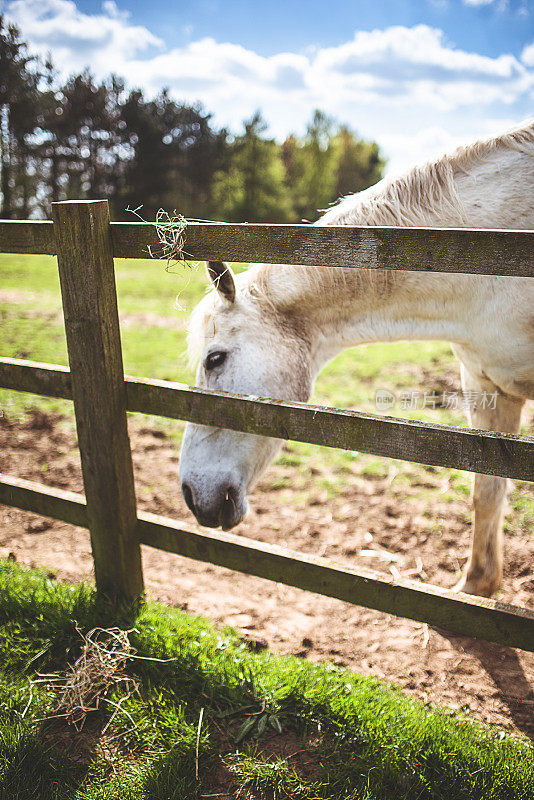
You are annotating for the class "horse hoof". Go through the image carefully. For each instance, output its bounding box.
[453,576,498,598]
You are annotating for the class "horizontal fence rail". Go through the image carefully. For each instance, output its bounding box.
[1,202,533,647]
[1,357,533,482]
[2,472,534,653]
[1,219,533,277]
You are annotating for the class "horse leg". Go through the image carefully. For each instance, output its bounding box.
[455,367,525,597]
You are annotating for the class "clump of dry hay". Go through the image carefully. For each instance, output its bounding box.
[150,208,189,267]
[127,205,195,269]
[127,205,202,310]
[39,627,138,731]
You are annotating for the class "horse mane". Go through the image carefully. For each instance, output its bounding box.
[318,119,534,228]
[187,120,533,358]
[249,120,534,311]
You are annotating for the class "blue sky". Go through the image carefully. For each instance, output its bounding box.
[4,0,533,173]
[74,0,532,59]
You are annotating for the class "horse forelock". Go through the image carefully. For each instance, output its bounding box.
[186,277,271,368]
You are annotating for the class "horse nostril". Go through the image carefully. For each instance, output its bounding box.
[181,483,196,514]
[219,485,238,529]
[225,486,237,508]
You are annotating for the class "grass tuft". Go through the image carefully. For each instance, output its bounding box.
[0,560,532,799]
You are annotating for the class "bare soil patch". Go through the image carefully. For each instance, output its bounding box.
[1,412,533,739]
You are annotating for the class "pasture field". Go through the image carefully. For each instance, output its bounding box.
[0,252,532,522]
[0,252,533,742]
[0,559,533,800]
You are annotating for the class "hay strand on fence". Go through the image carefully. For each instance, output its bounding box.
[127,205,197,270]
[126,205,205,309]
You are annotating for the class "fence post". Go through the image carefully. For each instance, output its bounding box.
[52,200,144,601]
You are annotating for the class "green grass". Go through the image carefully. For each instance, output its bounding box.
[0,253,461,418]
[0,560,532,800]
[1,252,532,534]
[0,254,204,419]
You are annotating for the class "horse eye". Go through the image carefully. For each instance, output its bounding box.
[205,351,227,371]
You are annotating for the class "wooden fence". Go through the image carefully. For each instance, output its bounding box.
[0,200,533,651]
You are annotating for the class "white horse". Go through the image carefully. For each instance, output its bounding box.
[179,121,534,598]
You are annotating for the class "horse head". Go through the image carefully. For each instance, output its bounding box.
[179,261,315,530]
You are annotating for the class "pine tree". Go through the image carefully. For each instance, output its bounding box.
[282,111,385,222]
[332,125,384,199]
[120,89,224,220]
[0,17,40,217]
[211,112,293,223]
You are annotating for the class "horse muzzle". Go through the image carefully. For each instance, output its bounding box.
[180,479,248,530]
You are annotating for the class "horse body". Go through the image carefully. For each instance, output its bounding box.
[180,121,534,597]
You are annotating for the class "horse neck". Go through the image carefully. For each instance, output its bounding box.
[302,268,477,372]
[251,251,480,375]
[295,142,530,368]
[255,134,534,369]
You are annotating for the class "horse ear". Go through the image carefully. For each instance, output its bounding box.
[206,261,236,303]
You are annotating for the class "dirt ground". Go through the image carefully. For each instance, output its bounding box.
[1,412,533,740]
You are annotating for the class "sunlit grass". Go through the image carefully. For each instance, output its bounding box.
[0,560,532,799]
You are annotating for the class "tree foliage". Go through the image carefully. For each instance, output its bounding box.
[0,17,40,218]
[211,112,293,222]
[0,21,385,222]
[281,110,385,222]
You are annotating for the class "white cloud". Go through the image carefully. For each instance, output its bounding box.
[522,41,534,66]
[379,116,525,175]
[5,1,533,175]
[310,26,530,111]
[107,24,532,129]
[5,0,162,75]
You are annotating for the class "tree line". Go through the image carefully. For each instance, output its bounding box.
[0,18,385,223]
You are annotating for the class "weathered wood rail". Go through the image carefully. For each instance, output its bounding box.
[1,218,534,276]
[1,358,533,482]
[2,472,533,651]
[0,200,533,651]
